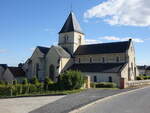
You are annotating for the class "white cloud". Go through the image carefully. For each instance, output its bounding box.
[0,49,7,53]
[44,28,52,32]
[85,39,102,44]
[30,48,35,51]
[84,0,150,26]
[100,36,144,43]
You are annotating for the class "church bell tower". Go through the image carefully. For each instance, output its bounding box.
[58,12,85,55]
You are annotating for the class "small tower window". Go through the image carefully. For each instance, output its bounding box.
[90,57,92,63]
[102,57,105,63]
[79,58,81,63]
[116,57,119,62]
[64,35,68,43]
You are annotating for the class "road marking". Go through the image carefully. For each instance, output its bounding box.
[69,86,150,113]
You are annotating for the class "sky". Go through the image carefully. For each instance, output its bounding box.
[0,0,150,66]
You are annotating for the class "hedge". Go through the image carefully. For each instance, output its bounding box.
[95,82,117,88]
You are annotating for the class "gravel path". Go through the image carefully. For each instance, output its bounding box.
[30,88,133,113]
[0,95,65,113]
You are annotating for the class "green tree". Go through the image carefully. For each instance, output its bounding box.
[59,70,85,90]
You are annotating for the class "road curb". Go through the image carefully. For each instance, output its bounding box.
[69,86,150,113]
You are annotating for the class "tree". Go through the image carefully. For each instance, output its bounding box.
[58,70,85,90]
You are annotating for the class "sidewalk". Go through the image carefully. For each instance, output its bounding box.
[30,88,134,113]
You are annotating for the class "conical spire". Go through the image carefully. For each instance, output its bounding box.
[59,12,83,34]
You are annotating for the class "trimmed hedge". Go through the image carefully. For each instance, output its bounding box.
[95,82,117,88]
[137,76,150,80]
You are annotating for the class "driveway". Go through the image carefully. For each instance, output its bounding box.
[0,95,65,113]
[79,86,150,113]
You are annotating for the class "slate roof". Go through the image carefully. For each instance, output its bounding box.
[0,64,7,69]
[8,67,25,77]
[74,40,131,55]
[137,65,150,70]
[68,63,126,73]
[59,12,83,34]
[137,65,148,70]
[52,46,70,58]
[37,46,50,55]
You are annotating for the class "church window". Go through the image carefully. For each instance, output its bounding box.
[108,76,112,82]
[79,58,81,63]
[90,57,92,63]
[102,57,105,63]
[116,57,119,62]
[35,63,39,78]
[64,35,68,43]
[94,76,97,82]
[49,65,55,80]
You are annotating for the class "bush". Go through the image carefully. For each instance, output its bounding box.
[13,80,18,85]
[0,85,12,96]
[95,82,117,88]
[90,82,95,88]
[22,78,28,85]
[30,76,39,85]
[44,77,53,91]
[136,76,144,80]
[58,70,85,90]
[0,80,5,85]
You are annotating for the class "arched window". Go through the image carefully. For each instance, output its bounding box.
[108,76,112,82]
[49,65,55,80]
[64,35,68,43]
[94,76,97,82]
[102,57,105,63]
[90,57,92,63]
[116,57,119,62]
[36,63,39,78]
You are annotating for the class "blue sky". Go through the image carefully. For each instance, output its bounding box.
[0,0,150,66]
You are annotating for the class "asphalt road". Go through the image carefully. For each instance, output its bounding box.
[79,86,150,113]
[30,88,133,113]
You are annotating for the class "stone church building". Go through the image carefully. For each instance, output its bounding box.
[23,12,139,87]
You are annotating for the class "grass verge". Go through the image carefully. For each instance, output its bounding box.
[0,89,86,99]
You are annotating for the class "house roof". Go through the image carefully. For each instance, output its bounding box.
[37,46,50,55]
[137,65,148,70]
[8,67,25,77]
[137,65,150,70]
[74,40,131,55]
[0,64,7,69]
[68,63,126,73]
[59,12,83,34]
[146,66,150,70]
[52,46,71,58]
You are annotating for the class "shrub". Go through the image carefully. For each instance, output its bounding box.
[30,76,39,85]
[0,80,5,85]
[44,77,53,91]
[95,82,117,88]
[22,78,28,85]
[13,80,18,85]
[136,76,144,80]
[0,85,12,96]
[90,82,95,88]
[58,70,85,90]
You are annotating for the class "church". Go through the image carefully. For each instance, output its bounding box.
[22,12,139,88]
